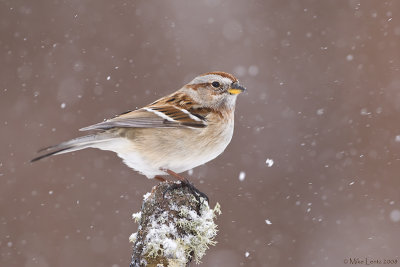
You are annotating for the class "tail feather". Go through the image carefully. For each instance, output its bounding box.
[31,133,115,162]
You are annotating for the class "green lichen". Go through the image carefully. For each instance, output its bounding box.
[132,211,142,224]
[129,232,138,243]
[175,201,221,263]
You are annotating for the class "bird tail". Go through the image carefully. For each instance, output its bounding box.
[31,133,115,162]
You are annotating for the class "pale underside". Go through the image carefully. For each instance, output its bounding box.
[92,117,234,178]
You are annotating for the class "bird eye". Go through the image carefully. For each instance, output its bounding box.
[211,81,220,88]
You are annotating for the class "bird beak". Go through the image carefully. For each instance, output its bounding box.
[228,82,246,95]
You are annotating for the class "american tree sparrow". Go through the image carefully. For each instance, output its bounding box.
[32,71,246,181]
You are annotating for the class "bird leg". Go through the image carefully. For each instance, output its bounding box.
[154,169,183,183]
[164,169,186,181]
[154,175,166,182]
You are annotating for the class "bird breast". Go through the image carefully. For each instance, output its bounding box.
[108,113,235,178]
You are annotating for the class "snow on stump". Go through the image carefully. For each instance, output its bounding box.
[129,181,221,267]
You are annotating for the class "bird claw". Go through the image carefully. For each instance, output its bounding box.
[163,179,209,204]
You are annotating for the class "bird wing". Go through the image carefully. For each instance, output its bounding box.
[79,105,207,131]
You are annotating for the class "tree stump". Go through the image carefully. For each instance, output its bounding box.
[129,181,221,267]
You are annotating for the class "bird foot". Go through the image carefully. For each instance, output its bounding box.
[163,179,209,204]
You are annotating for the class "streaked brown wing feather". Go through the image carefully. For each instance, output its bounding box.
[147,105,206,126]
[80,105,206,131]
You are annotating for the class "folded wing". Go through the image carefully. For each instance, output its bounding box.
[80,105,207,131]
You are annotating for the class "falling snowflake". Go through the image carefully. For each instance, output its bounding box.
[265,158,274,167]
[316,108,325,115]
[390,210,400,222]
[239,171,246,181]
[346,54,354,61]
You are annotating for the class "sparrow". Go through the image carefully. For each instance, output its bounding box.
[31,71,246,181]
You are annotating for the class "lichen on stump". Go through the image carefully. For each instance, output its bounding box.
[130,181,221,267]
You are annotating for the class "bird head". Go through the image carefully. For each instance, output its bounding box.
[182,71,246,109]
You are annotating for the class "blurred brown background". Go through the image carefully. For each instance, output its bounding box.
[1,0,400,266]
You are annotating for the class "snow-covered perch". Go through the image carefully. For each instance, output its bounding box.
[130,181,221,267]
